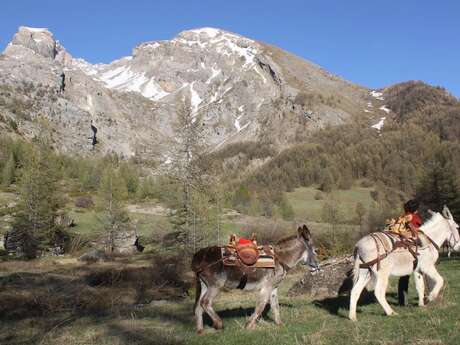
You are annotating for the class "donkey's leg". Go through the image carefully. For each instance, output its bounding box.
[349,269,371,321]
[201,286,223,330]
[413,272,425,307]
[269,288,282,325]
[195,278,207,334]
[246,287,271,330]
[423,265,444,302]
[374,269,396,316]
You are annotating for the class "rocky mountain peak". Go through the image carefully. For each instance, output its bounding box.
[0,25,373,160]
[4,26,58,59]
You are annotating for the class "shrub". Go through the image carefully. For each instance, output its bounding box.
[74,196,95,209]
[314,191,324,200]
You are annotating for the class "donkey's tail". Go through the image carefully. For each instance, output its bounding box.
[352,247,361,286]
[193,274,201,312]
[352,246,376,291]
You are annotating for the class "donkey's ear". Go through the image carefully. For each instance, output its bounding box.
[298,224,311,241]
[442,205,453,219]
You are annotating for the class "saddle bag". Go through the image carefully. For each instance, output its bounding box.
[236,241,259,266]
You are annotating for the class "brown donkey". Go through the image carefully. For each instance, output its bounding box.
[191,225,319,333]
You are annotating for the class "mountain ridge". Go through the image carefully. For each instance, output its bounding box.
[0,26,397,160]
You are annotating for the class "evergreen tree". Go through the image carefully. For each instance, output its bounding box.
[355,202,366,226]
[119,162,140,198]
[416,159,460,219]
[319,170,335,193]
[11,143,62,258]
[167,94,211,251]
[2,153,16,186]
[98,166,130,253]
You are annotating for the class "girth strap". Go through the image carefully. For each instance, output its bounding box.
[419,230,440,251]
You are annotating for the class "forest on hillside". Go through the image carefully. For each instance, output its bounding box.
[0,81,459,259]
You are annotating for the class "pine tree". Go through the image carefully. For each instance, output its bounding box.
[167,93,212,251]
[355,202,366,226]
[2,153,16,186]
[319,170,335,193]
[98,166,130,253]
[416,160,460,219]
[11,143,62,258]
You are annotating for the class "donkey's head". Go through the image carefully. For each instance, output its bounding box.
[442,206,460,251]
[297,224,320,272]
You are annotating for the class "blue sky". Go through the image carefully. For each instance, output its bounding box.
[1,0,459,97]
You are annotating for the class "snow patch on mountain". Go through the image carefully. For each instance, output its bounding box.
[370,90,384,101]
[190,82,202,113]
[190,27,221,38]
[21,26,49,33]
[98,65,169,101]
[175,28,259,69]
[379,105,391,113]
[206,67,221,84]
[371,117,386,131]
[254,65,267,83]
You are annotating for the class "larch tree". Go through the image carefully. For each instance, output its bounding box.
[167,93,217,251]
[97,165,130,253]
[10,142,63,258]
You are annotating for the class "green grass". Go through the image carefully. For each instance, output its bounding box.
[1,257,458,345]
[68,209,102,236]
[285,186,375,223]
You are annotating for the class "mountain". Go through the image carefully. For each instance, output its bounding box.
[0,26,390,160]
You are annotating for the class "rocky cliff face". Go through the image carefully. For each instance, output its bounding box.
[0,26,384,161]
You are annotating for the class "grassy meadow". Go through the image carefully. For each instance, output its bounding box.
[2,183,458,345]
[0,255,458,345]
[285,186,375,223]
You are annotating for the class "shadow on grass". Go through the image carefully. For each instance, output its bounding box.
[105,323,185,345]
[200,302,294,327]
[313,290,375,317]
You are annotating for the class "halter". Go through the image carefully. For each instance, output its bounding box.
[419,212,459,251]
[446,222,460,250]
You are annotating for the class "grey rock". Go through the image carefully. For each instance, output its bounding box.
[289,255,354,299]
[78,248,109,263]
[102,230,142,255]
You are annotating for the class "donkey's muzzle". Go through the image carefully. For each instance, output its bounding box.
[308,262,320,273]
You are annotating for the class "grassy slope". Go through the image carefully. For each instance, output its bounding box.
[285,186,375,223]
[1,257,458,345]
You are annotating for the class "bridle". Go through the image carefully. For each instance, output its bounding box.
[301,239,319,271]
[446,223,460,250]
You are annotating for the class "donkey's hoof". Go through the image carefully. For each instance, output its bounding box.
[388,311,398,316]
[349,315,357,322]
[427,295,438,302]
[197,329,205,335]
[245,322,257,330]
[213,321,223,330]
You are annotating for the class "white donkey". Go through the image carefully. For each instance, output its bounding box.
[349,206,460,321]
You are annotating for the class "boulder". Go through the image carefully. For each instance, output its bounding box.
[103,230,143,255]
[78,249,109,263]
[289,255,354,300]
[55,213,75,227]
[0,234,5,251]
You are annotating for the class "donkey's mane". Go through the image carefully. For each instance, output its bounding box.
[276,234,297,245]
[420,212,444,230]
